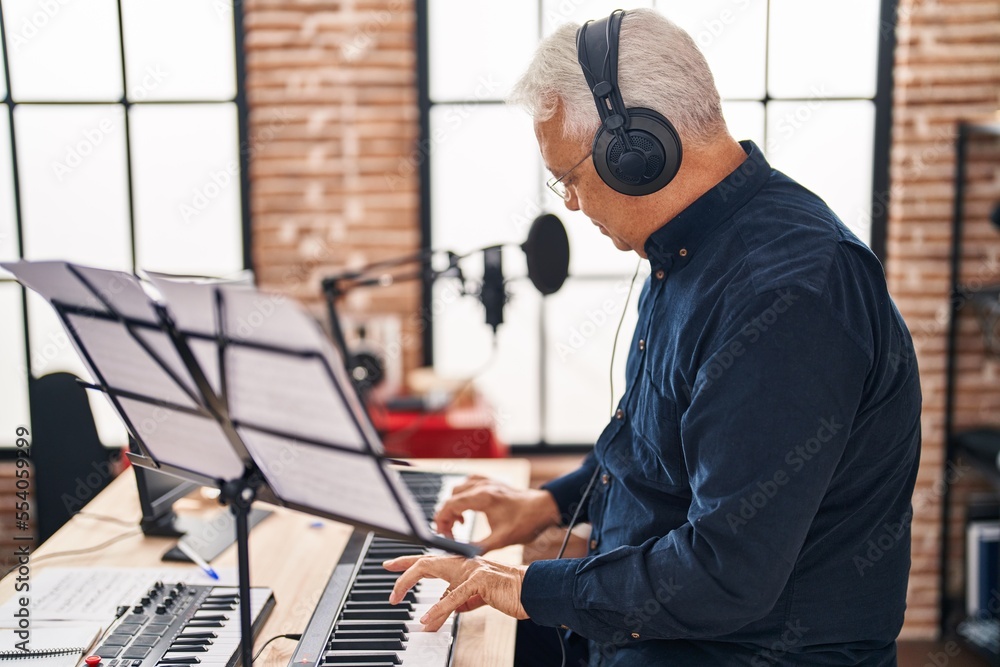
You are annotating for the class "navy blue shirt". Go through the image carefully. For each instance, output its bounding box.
[520,142,921,666]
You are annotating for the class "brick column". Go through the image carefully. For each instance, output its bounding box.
[244,0,424,376]
[887,0,1000,638]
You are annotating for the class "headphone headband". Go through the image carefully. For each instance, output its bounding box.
[575,9,683,196]
[577,10,630,135]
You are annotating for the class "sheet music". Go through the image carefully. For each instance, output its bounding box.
[73,265,161,323]
[227,345,365,450]
[144,274,220,336]
[0,568,236,623]
[5,259,443,551]
[65,314,197,409]
[118,397,246,480]
[237,427,418,535]
[0,260,109,313]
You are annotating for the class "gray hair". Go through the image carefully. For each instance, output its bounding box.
[508,8,726,147]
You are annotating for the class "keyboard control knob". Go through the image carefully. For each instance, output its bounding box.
[85,656,102,666]
[132,605,144,614]
[156,604,167,615]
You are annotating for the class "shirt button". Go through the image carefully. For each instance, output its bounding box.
[679,248,688,257]
[655,270,665,280]
[589,539,598,550]
[638,339,645,351]
[631,632,640,639]
[601,473,610,485]
[615,409,624,420]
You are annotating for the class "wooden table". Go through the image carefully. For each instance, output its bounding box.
[0,458,529,666]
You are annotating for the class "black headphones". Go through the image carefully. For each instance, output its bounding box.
[576,9,683,196]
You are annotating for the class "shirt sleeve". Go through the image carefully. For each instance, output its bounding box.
[541,450,599,525]
[521,287,869,643]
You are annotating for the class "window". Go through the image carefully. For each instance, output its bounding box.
[420,0,897,448]
[0,0,250,448]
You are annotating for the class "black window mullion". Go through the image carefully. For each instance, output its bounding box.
[232,0,252,272]
[0,0,33,390]
[115,0,138,272]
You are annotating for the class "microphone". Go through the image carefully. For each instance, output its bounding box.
[477,213,571,333]
[480,245,506,334]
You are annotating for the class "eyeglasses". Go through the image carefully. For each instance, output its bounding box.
[546,153,590,200]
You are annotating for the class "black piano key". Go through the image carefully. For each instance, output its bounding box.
[166,646,209,653]
[331,630,407,642]
[156,658,202,665]
[190,614,228,621]
[340,609,412,621]
[353,575,402,584]
[328,638,406,652]
[184,621,224,628]
[324,653,401,665]
[349,590,416,603]
[177,631,217,639]
[331,622,408,633]
[171,639,213,646]
[345,600,413,611]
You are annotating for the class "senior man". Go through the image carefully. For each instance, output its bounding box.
[385,8,921,666]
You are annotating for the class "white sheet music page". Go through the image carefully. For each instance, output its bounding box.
[227,345,365,450]
[0,260,110,313]
[215,287,378,451]
[236,427,419,535]
[64,314,198,409]
[117,397,245,481]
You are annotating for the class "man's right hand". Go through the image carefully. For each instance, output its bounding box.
[433,475,562,553]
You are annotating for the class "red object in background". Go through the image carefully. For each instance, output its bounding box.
[370,398,508,459]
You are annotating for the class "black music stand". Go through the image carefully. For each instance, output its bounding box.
[2,260,479,667]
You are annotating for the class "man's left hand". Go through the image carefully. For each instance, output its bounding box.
[382,555,529,631]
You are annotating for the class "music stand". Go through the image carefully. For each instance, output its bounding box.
[2,260,479,667]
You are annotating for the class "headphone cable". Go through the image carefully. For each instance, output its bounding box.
[555,257,643,666]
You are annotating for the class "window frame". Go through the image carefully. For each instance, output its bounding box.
[416,0,900,452]
[0,0,253,455]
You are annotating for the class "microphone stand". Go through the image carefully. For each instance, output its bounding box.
[320,251,466,372]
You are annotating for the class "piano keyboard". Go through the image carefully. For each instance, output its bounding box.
[287,470,473,667]
[86,582,275,667]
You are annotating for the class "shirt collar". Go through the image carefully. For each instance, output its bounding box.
[643,140,770,272]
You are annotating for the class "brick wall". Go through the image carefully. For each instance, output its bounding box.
[887,0,1000,639]
[244,0,424,376]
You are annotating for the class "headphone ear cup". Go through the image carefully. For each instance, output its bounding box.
[592,108,682,196]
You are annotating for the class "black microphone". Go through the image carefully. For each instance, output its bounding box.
[480,245,506,333]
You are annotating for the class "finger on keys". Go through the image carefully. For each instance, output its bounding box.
[420,580,475,631]
[382,554,422,572]
[386,556,448,605]
[450,474,488,495]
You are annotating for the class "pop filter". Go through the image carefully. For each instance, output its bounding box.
[521,213,570,296]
